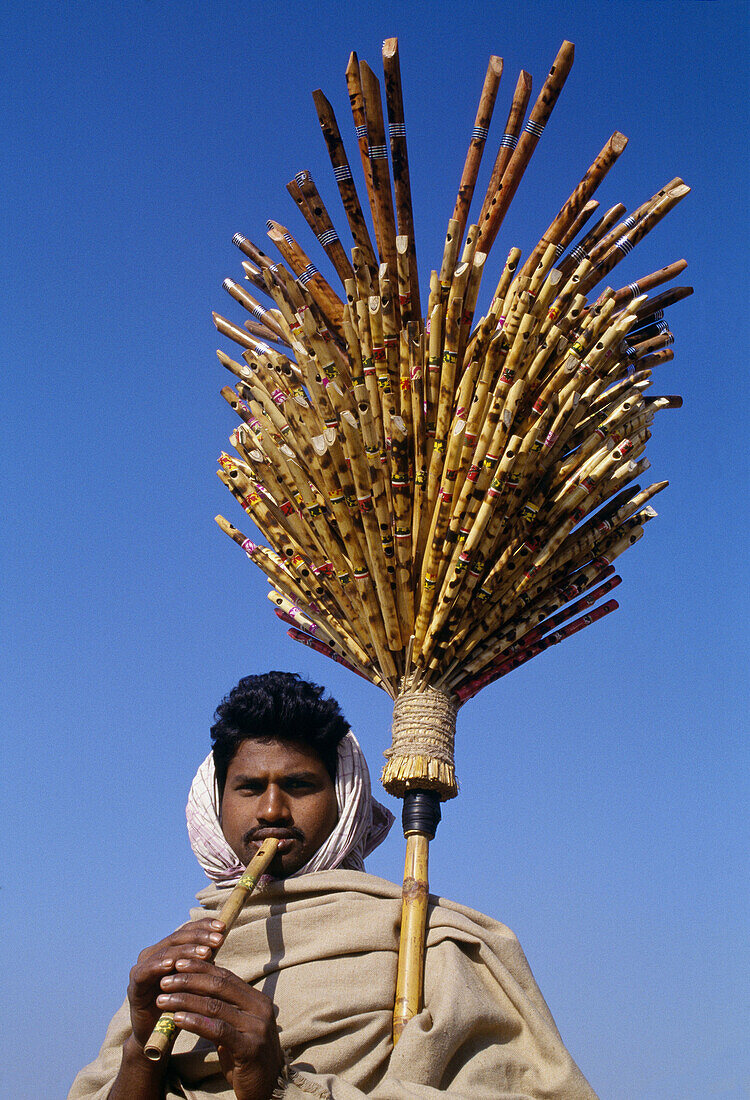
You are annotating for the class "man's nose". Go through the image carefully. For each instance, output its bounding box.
[257,783,292,822]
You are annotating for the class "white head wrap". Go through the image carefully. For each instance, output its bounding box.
[186,730,394,885]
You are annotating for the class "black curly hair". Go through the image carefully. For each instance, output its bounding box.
[210,671,350,798]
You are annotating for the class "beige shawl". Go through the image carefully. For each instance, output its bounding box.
[68,870,598,1099]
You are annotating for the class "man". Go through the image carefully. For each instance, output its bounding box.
[69,671,598,1100]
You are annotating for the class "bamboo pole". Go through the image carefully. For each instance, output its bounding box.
[392,791,440,1044]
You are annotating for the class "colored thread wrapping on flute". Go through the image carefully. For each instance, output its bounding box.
[383,683,458,799]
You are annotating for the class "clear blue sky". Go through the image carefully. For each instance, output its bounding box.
[2,2,748,1097]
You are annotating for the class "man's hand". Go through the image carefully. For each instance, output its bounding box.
[126,917,228,1051]
[108,918,231,1099]
[154,957,285,1100]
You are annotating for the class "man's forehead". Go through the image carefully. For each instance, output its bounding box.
[226,737,327,775]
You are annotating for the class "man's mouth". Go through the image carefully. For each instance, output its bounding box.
[245,828,303,854]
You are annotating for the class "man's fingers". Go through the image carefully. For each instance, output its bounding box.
[129,941,226,997]
[167,1009,239,1048]
[161,999,273,1056]
[159,960,274,1017]
[137,920,225,963]
[156,993,255,1029]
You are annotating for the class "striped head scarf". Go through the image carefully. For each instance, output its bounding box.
[186,731,395,885]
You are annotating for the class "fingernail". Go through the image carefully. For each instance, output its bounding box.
[156,995,171,1007]
[160,975,175,988]
[196,945,210,956]
[175,958,190,970]
[161,958,174,969]
[209,932,223,945]
[210,920,225,930]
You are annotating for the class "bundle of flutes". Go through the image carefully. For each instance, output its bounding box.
[211,38,689,1040]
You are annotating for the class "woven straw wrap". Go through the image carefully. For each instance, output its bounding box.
[382,680,459,799]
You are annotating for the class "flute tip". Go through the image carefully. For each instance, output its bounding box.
[232,232,247,247]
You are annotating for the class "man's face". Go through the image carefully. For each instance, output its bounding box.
[220,738,338,878]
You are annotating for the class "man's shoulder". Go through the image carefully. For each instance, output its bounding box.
[194,868,402,909]
[192,869,517,942]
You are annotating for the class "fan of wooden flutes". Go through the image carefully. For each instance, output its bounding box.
[211,37,689,1038]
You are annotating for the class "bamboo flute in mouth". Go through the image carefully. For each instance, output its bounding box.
[144,839,280,1063]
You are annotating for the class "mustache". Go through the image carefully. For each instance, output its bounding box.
[243,825,304,845]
